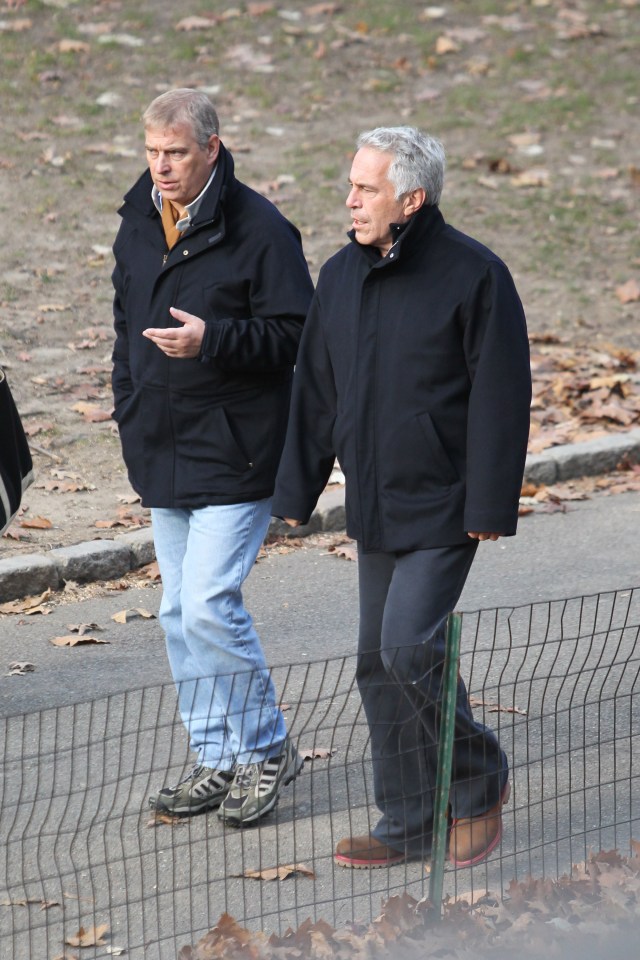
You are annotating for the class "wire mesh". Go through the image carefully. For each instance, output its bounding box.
[1,586,638,958]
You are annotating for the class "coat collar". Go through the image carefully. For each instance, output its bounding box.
[348,203,446,266]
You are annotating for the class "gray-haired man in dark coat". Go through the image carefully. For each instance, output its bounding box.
[272,126,531,868]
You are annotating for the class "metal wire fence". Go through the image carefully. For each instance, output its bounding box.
[1,586,638,959]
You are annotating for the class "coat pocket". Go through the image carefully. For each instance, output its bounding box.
[416,411,459,486]
[174,398,254,478]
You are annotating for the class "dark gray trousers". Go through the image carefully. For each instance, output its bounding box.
[356,542,508,858]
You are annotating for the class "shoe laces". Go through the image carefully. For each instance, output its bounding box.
[179,763,207,785]
[233,763,260,790]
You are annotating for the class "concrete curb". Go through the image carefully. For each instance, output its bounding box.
[1,429,639,602]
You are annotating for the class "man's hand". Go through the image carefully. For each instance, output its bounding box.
[143,307,205,358]
[284,518,302,527]
[467,532,502,542]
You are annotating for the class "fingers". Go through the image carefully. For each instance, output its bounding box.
[467,532,502,542]
[169,306,200,324]
[143,309,205,358]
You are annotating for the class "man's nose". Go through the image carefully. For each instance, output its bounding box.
[346,187,359,208]
[155,152,171,172]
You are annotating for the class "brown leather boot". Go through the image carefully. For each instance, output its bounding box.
[449,781,511,867]
[334,834,406,868]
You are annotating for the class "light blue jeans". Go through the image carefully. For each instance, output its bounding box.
[151,500,287,769]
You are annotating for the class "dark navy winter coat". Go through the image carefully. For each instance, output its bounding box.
[111,145,313,507]
[272,204,531,552]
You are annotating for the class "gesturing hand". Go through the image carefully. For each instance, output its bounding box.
[467,532,502,542]
[143,307,205,358]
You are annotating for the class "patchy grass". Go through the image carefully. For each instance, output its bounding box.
[0,0,638,550]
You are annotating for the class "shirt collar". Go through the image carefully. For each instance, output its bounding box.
[151,164,217,230]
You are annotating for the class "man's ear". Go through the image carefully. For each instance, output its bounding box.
[403,187,426,216]
[206,134,221,164]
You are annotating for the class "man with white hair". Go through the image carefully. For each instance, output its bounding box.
[273,126,531,868]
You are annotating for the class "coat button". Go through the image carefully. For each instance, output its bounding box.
[182,249,189,256]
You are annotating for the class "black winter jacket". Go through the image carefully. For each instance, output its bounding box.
[272,204,531,552]
[111,145,313,507]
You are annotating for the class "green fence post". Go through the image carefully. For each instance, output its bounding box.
[427,610,462,918]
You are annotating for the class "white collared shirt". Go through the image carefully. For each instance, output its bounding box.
[151,165,217,231]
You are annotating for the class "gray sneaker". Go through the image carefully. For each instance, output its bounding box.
[218,736,303,826]
[149,764,235,816]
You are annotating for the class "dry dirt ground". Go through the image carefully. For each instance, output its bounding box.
[0,0,638,558]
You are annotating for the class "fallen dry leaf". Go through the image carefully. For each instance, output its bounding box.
[0,17,32,32]
[0,590,53,615]
[56,39,90,53]
[50,635,109,647]
[6,661,35,676]
[307,2,341,14]
[70,402,113,422]
[95,512,148,529]
[66,623,102,635]
[247,2,274,15]
[111,608,155,624]
[20,516,53,529]
[511,168,550,187]
[175,15,216,31]
[137,561,161,581]
[469,696,527,716]
[301,746,335,761]
[147,812,186,827]
[238,863,315,882]
[435,35,460,54]
[116,492,141,504]
[0,894,58,907]
[37,302,70,312]
[615,279,640,304]
[327,541,358,561]
[23,420,56,436]
[65,924,109,948]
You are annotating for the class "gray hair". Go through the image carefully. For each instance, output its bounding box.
[142,89,219,149]
[356,126,445,205]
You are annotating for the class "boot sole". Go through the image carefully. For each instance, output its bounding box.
[149,794,227,817]
[334,854,407,869]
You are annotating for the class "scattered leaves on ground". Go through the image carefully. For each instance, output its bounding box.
[181,847,640,959]
[0,896,58,910]
[529,340,640,453]
[95,506,150,529]
[0,590,54,615]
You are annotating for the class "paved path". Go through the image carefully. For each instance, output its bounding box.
[1,428,640,603]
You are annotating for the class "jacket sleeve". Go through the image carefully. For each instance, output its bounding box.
[199,220,313,373]
[462,260,531,535]
[271,289,337,523]
[111,250,133,418]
